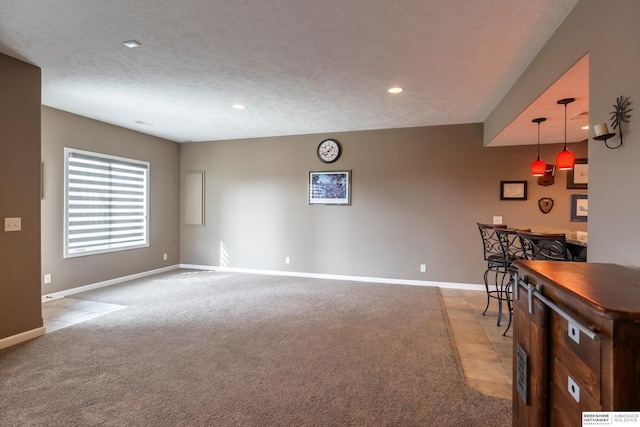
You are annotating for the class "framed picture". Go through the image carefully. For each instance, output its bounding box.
[500,181,527,200]
[570,194,588,222]
[308,170,351,205]
[567,158,588,189]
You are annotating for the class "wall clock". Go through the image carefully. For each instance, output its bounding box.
[317,139,342,163]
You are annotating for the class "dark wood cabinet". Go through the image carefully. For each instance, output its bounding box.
[512,261,640,427]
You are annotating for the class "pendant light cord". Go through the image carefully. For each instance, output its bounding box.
[564,102,568,150]
[532,117,546,159]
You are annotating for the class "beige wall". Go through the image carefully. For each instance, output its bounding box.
[181,125,587,284]
[486,0,640,268]
[41,107,181,294]
[7,0,637,345]
[0,54,42,340]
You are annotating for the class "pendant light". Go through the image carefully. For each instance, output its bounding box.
[531,117,547,176]
[556,98,576,170]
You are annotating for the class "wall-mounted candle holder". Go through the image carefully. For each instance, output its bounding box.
[593,96,633,149]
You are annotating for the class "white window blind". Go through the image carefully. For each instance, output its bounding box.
[64,148,149,258]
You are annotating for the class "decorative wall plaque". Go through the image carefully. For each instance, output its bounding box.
[538,198,554,214]
[538,164,555,186]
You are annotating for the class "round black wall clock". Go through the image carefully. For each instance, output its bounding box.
[317,139,342,163]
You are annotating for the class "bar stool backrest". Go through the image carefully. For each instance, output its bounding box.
[517,230,571,261]
[495,228,528,263]
[476,223,508,262]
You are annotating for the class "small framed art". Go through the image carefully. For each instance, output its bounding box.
[500,181,527,200]
[567,158,588,189]
[570,194,588,222]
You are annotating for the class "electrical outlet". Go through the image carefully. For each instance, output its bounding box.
[4,217,21,232]
[285,256,290,265]
[44,274,52,284]
[163,253,168,261]
[420,264,427,273]
[492,216,503,225]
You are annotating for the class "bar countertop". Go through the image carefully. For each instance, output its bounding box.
[513,226,587,247]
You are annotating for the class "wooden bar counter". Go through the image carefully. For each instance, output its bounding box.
[512,261,640,426]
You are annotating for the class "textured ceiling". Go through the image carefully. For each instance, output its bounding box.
[0,0,580,143]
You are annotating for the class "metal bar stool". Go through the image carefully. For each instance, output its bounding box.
[507,230,572,334]
[476,223,509,325]
[495,228,528,336]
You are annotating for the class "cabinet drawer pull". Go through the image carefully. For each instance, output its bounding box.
[568,321,580,344]
[568,376,580,403]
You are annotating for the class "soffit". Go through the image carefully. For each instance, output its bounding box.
[489,54,589,147]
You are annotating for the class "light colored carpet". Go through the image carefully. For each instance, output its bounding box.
[0,270,511,426]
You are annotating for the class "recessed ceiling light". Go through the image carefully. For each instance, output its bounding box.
[123,40,142,48]
[134,120,153,126]
[388,87,403,94]
[232,104,247,110]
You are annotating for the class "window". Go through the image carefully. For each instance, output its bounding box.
[64,148,149,258]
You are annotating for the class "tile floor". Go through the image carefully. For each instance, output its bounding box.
[42,290,512,400]
[440,288,513,400]
[42,297,126,332]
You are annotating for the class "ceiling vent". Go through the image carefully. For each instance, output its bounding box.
[570,110,589,120]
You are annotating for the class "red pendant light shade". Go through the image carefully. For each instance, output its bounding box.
[556,148,575,170]
[531,158,547,176]
[531,117,547,176]
[556,98,575,171]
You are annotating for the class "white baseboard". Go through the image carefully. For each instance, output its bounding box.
[40,263,483,305]
[42,264,181,302]
[0,326,46,350]
[179,264,485,291]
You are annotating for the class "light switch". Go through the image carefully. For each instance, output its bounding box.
[4,217,21,232]
[492,216,503,225]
